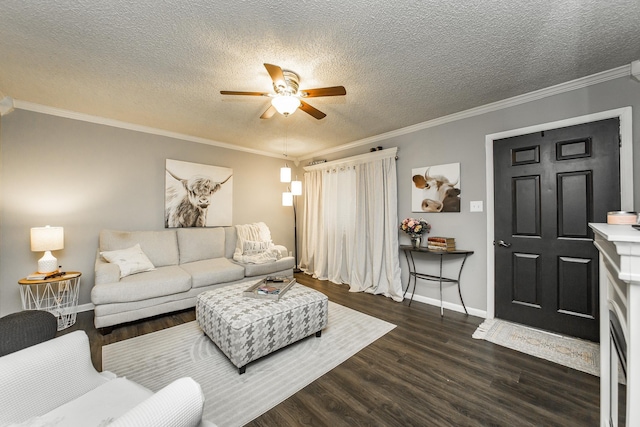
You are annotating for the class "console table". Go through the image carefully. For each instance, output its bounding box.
[400,245,473,316]
[590,224,638,426]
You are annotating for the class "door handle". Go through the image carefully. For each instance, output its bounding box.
[494,240,512,248]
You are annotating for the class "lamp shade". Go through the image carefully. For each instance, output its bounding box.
[282,191,293,206]
[280,165,291,183]
[291,179,302,196]
[30,226,64,273]
[30,226,64,252]
[271,95,301,116]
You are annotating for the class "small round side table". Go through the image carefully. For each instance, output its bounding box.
[18,272,82,331]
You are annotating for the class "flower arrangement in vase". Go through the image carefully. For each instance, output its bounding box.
[400,217,431,248]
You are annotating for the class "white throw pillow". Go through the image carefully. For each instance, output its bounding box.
[101,244,156,278]
[242,240,272,255]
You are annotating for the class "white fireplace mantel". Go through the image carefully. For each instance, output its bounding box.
[590,223,640,426]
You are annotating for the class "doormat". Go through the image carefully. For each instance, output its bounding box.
[472,318,600,376]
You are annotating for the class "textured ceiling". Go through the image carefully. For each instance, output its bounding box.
[1,1,639,158]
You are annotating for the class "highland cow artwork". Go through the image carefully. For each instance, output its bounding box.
[411,163,461,213]
[165,159,233,227]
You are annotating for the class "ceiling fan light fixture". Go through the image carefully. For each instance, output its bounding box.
[271,95,301,116]
[221,63,344,120]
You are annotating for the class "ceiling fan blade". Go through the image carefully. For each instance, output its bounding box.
[299,100,326,120]
[264,63,286,89]
[300,86,346,97]
[220,90,269,96]
[260,105,276,119]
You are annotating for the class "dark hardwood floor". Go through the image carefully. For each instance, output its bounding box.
[64,273,599,426]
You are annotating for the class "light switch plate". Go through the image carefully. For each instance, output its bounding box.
[470,201,483,212]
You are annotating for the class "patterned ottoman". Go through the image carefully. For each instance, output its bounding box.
[196,280,328,374]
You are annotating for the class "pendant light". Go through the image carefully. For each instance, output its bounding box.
[291,178,302,196]
[280,165,291,183]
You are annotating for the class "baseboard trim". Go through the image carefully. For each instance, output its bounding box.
[76,302,95,313]
[403,292,487,318]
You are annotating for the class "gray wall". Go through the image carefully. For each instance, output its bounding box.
[3,75,639,318]
[0,110,295,315]
[306,75,640,315]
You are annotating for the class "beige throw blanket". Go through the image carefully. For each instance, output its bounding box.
[233,222,282,264]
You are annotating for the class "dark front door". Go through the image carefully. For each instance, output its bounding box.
[494,118,620,341]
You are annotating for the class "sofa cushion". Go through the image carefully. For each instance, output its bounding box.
[242,240,272,255]
[101,243,156,278]
[100,230,179,267]
[180,258,245,288]
[177,227,226,264]
[241,256,295,277]
[224,227,237,259]
[234,223,272,258]
[91,265,191,304]
[20,377,152,427]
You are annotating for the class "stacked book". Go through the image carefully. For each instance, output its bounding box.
[427,236,456,251]
[243,277,296,300]
[256,284,281,295]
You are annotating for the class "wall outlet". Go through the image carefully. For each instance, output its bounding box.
[470,201,483,212]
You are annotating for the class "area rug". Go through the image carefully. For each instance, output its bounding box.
[472,318,600,376]
[103,301,396,427]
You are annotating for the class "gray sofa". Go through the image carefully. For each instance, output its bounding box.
[0,310,57,357]
[92,225,294,331]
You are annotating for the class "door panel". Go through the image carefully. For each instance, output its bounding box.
[557,256,594,318]
[513,176,541,235]
[557,171,592,237]
[512,252,540,307]
[494,118,620,341]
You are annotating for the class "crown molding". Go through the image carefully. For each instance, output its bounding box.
[0,96,15,116]
[11,100,287,160]
[8,63,632,163]
[632,59,640,82]
[300,64,631,161]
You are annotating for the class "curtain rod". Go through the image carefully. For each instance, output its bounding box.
[303,147,398,171]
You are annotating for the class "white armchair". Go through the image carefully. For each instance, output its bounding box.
[0,330,213,426]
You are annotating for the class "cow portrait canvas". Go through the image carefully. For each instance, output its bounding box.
[411,162,461,213]
[165,159,233,227]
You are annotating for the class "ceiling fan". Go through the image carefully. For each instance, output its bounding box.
[220,63,346,120]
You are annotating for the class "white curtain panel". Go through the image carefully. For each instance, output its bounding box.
[300,169,324,278]
[325,165,356,284]
[300,149,403,301]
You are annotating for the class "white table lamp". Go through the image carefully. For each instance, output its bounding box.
[30,226,64,273]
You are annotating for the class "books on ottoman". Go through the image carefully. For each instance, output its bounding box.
[427,236,456,251]
[243,277,296,300]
